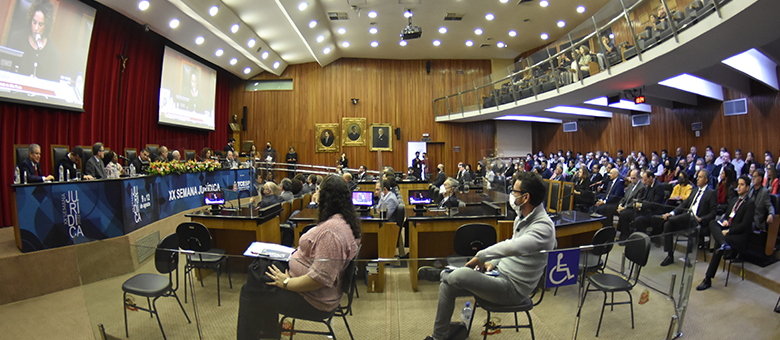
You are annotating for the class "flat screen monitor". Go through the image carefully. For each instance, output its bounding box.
[409,190,432,205]
[158,46,217,131]
[351,191,374,207]
[0,0,96,111]
[204,190,225,205]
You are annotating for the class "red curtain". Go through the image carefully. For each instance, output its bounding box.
[1,6,233,228]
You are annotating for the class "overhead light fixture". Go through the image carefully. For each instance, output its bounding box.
[368,11,378,18]
[371,41,379,47]
[500,0,509,3]
[433,40,441,46]
[209,6,218,16]
[247,39,256,48]
[323,47,331,54]
[215,49,223,56]
[439,27,447,34]
[403,10,413,18]
[138,1,149,11]
[545,105,613,117]
[195,36,204,45]
[540,33,549,40]
[557,20,566,27]
[243,67,251,74]
[261,51,269,59]
[609,33,615,39]
[316,35,325,42]
[169,19,179,29]
[577,6,586,13]
[495,115,563,123]
[474,28,483,35]
[309,20,317,28]
[337,27,346,34]
[273,61,280,69]
[485,13,495,20]
[508,30,517,37]
[369,27,378,34]
[722,48,780,90]
[229,58,237,65]
[399,40,407,46]
[341,41,350,47]
[584,97,652,112]
[497,42,505,48]
[658,73,725,100]
[540,1,549,8]
[231,24,239,33]
[298,2,308,11]
[465,40,474,46]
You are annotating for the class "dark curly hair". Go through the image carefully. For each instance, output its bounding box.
[28,0,54,38]
[318,175,361,239]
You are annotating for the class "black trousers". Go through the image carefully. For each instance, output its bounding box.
[596,203,619,227]
[617,208,638,238]
[703,221,748,279]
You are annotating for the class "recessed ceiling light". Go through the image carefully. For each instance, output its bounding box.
[433,40,441,46]
[540,32,549,40]
[298,2,308,11]
[399,40,407,46]
[403,10,413,18]
[209,6,218,16]
[500,0,509,3]
[609,33,615,39]
[243,67,251,74]
[261,51,269,59]
[195,36,204,45]
[247,39,256,48]
[439,27,447,34]
[475,28,483,35]
[369,27,378,34]
[508,30,517,37]
[337,27,346,34]
[215,49,223,57]
[316,35,325,43]
[138,1,149,11]
[465,40,474,47]
[323,47,331,54]
[342,41,350,47]
[169,19,179,29]
[557,20,566,27]
[369,41,378,47]
[485,13,495,21]
[577,6,586,13]
[368,11,378,18]
[540,0,549,7]
[497,42,505,48]
[273,61,280,69]
[231,24,239,33]
[229,58,237,65]
[309,20,317,28]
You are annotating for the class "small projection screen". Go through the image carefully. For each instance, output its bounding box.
[158,46,217,131]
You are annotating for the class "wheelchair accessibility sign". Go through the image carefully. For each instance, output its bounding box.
[545,249,580,288]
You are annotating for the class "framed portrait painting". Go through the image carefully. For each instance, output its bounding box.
[369,123,393,152]
[315,123,339,153]
[341,117,366,146]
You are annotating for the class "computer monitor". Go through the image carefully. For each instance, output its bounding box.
[409,190,432,205]
[204,190,225,205]
[351,191,374,207]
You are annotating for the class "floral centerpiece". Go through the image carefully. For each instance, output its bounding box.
[147,160,221,176]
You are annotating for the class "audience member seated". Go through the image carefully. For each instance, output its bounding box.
[256,182,281,209]
[573,167,593,209]
[84,142,106,180]
[549,164,566,181]
[279,178,294,203]
[597,169,643,232]
[667,171,692,204]
[594,168,624,207]
[374,180,399,221]
[659,159,675,183]
[236,176,360,340]
[431,164,446,188]
[342,173,357,192]
[18,143,55,183]
[716,168,737,214]
[355,165,369,181]
[291,175,305,198]
[436,178,461,209]
[659,170,717,266]
[57,146,89,181]
[620,170,666,237]
[104,150,124,179]
[589,163,603,186]
[749,170,775,233]
[766,168,779,195]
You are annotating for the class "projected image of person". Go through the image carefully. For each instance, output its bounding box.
[8,0,61,81]
[187,68,206,113]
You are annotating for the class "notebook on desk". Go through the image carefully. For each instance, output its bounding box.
[244,242,295,261]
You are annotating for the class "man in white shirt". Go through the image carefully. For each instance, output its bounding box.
[374,181,398,221]
[731,148,745,176]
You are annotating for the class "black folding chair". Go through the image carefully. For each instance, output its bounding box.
[176,222,232,306]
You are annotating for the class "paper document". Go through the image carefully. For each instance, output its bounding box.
[244,242,296,261]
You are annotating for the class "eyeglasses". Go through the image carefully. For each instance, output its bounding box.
[511,190,526,197]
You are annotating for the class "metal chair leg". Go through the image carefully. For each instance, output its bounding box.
[147,297,153,318]
[151,297,167,340]
[628,292,635,329]
[596,292,608,337]
[342,314,354,340]
[526,310,535,340]
[482,311,490,340]
[123,292,129,338]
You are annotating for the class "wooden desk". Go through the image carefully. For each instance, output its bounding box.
[186,208,282,256]
[497,210,606,250]
[289,209,396,293]
[357,180,430,202]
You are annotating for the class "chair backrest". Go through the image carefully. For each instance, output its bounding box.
[548,180,562,213]
[79,146,93,171]
[395,205,406,228]
[561,182,575,211]
[453,223,497,257]
[302,193,311,207]
[185,149,196,161]
[280,201,292,224]
[591,227,617,256]
[146,144,160,158]
[50,144,69,174]
[301,224,317,237]
[338,244,362,315]
[124,148,138,165]
[155,233,180,274]
[542,179,550,211]
[14,144,29,168]
[176,222,213,252]
[625,232,651,267]
[292,198,302,212]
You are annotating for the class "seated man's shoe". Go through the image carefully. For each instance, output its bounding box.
[660,255,674,266]
[418,266,444,282]
[696,278,712,291]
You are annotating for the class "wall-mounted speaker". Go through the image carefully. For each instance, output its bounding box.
[241,106,247,131]
[426,60,431,74]
[394,127,401,140]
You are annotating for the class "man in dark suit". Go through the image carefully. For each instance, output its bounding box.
[373,128,388,148]
[257,182,282,209]
[748,170,775,232]
[321,130,334,147]
[595,168,625,205]
[131,148,151,174]
[540,160,552,179]
[597,169,643,228]
[659,169,718,266]
[84,142,106,180]
[590,163,603,187]
[19,144,54,183]
[56,146,87,181]
[347,126,360,141]
[431,164,446,188]
[223,138,236,154]
[697,175,755,290]
[437,178,461,209]
[355,165,369,181]
[412,151,423,179]
[617,170,665,240]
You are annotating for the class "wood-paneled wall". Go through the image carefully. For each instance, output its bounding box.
[237,58,495,176]
[532,87,780,157]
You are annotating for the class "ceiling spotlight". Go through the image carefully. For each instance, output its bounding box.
[323,47,331,54]
[439,27,448,34]
[465,40,474,47]
[371,41,379,47]
[500,0,509,3]
[261,51,269,59]
[247,39,256,48]
[169,19,179,29]
[215,49,223,56]
[231,24,239,33]
[475,28,483,35]
[342,41,350,47]
[369,27,378,34]
[337,27,346,34]
[195,36,204,45]
[557,20,566,27]
[403,10,413,18]
[209,6,218,16]
[243,67,251,74]
[138,1,149,11]
[229,58,237,65]
[540,0,549,7]
[540,32,549,40]
[399,40,407,46]
[497,42,505,48]
[368,11,378,18]
[508,30,517,37]
[298,2,308,11]
[433,40,441,46]
[577,6,586,13]
[609,33,615,39]
[485,13,495,21]
[316,35,325,42]
[273,61,280,69]
[309,20,317,28]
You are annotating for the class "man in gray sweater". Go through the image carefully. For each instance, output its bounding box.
[419,172,557,340]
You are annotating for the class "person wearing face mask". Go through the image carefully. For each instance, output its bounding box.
[667,171,692,203]
[374,180,399,222]
[418,172,556,340]
[436,178,461,209]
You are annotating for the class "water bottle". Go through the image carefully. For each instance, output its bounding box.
[14,166,20,184]
[59,165,64,182]
[129,164,136,177]
[66,169,70,182]
[22,170,27,184]
[461,302,473,324]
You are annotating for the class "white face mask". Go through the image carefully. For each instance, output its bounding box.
[695,165,701,171]
[439,184,447,193]
[630,165,636,170]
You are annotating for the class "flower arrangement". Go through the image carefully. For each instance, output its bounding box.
[147,160,221,176]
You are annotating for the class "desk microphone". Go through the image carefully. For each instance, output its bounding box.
[35,34,43,50]
[117,155,129,161]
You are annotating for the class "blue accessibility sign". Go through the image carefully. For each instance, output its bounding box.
[545,249,580,288]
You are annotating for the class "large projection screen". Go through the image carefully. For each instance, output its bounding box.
[0,0,95,111]
[158,46,217,131]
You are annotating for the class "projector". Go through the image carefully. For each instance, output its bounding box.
[402,25,422,40]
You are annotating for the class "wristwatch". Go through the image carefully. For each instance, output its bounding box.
[283,277,290,290]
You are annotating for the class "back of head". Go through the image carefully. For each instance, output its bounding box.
[266,182,281,196]
[280,178,292,192]
[291,179,303,195]
[71,145,83,157]
[318,176,361,239]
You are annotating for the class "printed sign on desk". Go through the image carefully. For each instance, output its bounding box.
[545,249,580,288]
[122,176,158,234]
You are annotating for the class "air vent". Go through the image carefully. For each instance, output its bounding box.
[724,98,748,116]
[479,44,491,48]
[563,122,578,132]
[691,122,703,131]
[631,114,650,127]
[444,13,464,21]
[328,12,349,20]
